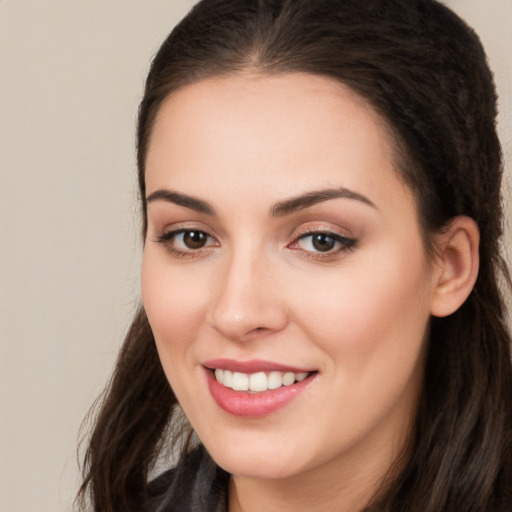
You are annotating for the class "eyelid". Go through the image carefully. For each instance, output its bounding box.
[154,224,220,258]
[289,222,354,241]
[287,223,357,257]
[152,219,220,241]
[151,220,357,259]
[157,228,217,243]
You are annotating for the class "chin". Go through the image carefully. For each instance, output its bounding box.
[204,436,311,480]
[217,456,300,480]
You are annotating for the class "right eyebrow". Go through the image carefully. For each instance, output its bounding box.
[146,189,216,216]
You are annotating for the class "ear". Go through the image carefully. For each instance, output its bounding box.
[430,216,480,318]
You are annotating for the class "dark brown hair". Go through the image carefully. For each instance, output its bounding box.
[78,1,512,510]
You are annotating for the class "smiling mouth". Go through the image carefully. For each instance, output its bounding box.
[212,369,313,393]
[204,362,318,417]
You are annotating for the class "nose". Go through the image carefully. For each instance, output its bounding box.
[207,249,288,342]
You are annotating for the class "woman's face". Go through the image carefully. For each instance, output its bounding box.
[142,73,438,484]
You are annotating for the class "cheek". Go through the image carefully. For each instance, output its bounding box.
[140,251,216,412]
[141,251,209,355]
[291,243,433,369]
[288,247,432,448]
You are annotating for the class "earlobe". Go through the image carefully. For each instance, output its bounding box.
[430,216,480,318]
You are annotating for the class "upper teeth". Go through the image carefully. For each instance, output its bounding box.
[214,369,309,392]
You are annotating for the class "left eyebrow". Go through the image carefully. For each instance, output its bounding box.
[271,187,377,217]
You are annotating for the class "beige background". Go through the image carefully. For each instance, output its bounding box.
[0,1,510,511]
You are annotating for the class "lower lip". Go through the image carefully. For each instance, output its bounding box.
[205,369,315,417]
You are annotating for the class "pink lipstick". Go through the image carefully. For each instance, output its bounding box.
[203,359,317,417]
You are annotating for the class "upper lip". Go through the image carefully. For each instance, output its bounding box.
[202,358,315,374]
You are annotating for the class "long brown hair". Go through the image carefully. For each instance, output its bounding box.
[78,1,512,510]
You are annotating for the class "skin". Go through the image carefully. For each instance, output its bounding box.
[141,73,473,511]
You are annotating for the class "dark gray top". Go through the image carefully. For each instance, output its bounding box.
[146,445,229,512]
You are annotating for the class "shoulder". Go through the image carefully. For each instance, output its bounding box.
[146,445,229,512]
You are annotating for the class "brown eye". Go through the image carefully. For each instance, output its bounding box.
[311,234,336,252]
[292,231,357,255]
[183,230,208,249]
[157,228,217,256]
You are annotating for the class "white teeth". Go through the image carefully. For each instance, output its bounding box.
[231,372,249,391]
[267,371,283,390]
[249,372,267,392]
[214,369,310,392]
[223,369,233,387]
[282,372,295,386]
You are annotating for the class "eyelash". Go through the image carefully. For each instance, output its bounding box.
[289,231,357,259]
[156,229,218,258]
[155,228,357,259]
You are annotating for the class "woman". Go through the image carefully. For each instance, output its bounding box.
[78,0,512,510]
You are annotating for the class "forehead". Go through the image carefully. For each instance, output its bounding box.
[145,72,410,212]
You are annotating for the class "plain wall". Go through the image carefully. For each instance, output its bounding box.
[0,1,510,511]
